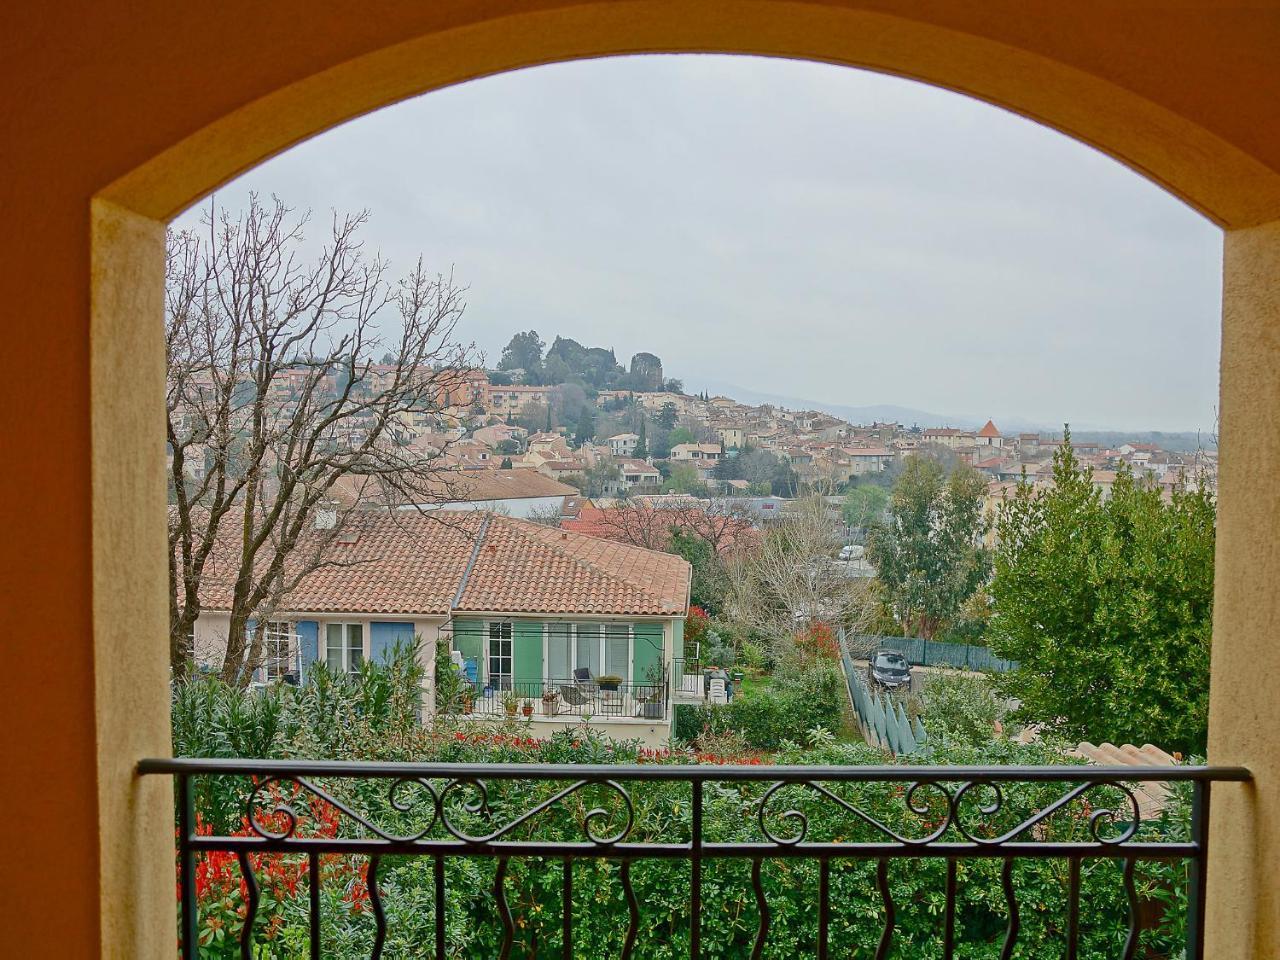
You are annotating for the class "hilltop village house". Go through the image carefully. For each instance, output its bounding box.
[191,512,692,745]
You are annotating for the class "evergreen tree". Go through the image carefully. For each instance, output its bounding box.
[575,408,595,447]
[658,402,679,430]
[866,457,990,639]
[634,419,648,459]
[989,432,1215,754]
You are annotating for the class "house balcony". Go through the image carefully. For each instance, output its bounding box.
[139,757,1249,959]
[458,678,670,723]
[671,657,705,702]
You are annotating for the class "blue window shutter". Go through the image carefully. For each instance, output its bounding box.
[370,622,416,662]
[295,621,319,677]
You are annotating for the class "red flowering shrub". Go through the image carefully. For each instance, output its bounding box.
[685,604,710,650]
[178,782,368,957]
[793,620,839,661]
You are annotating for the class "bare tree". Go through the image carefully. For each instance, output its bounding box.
[167,195,477,683]
[725,496,881,659]
[525,502,564,527]
[591,499,754,554]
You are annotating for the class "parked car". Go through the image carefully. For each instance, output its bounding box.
[868,650,912,690]
[838,544,864,562]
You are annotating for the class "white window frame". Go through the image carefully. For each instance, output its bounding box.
[487,621,513,690]
[263,620,295,680]
[542,622,634,683]
[323,621,365,674]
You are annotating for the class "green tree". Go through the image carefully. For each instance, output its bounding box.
[668,426,695,447]
[575,407,596,446]
[867,457,989,639]
[842,484,890,529]
[658,401,678,430]
[664,462,706,495]
[668,527,728,613]
[989,436,1215,754]
[634,419,648,459]
[497,330,544,382]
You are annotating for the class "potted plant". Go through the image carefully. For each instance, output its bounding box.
[521,699,534,719]
[541,688,561,716]
[596,674,623,692]
[639,688,664,720]
[502,689,520,717]
[640,665,665,719]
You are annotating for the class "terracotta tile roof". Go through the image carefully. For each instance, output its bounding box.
[978,419,1002,438]
[457,518,690,616]
[422,468,578,501]
[616,458,660,473]
[1072,742,1180,818]
[197,511,689,618]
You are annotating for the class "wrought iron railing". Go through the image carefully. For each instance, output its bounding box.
[455,678,668,721]
[139,758,1248,960]
[670,657,702,698]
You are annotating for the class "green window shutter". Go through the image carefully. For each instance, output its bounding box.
[513,621,544,690]
[452,619,484,671]
[632,622,665,685]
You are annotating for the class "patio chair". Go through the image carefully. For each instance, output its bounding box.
[708,677,728,705]
[558,683,596,711]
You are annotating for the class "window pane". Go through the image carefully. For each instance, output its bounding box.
[347,623,363,672]
[266,621,291,679]
[605,624,630,681]
[488,632,511,689]
[575,623,601,676]
[326,623,343,667]
[547,624,571,679]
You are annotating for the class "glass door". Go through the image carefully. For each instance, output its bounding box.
[488,621,512,690]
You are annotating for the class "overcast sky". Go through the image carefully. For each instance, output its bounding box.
[176,55,1222,433]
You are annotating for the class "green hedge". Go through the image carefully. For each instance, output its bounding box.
[173,656,1193,959]
[674,661,846,749]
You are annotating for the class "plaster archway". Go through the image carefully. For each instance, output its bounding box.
[6,3,1280,957]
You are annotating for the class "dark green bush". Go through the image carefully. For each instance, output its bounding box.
[675,661,845,750]
[174,658,1194,960]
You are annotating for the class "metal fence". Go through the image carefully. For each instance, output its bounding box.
[851,633,1019,673]
[141,757,1248,960]
[456,678,668,721]
[841,640,926,756]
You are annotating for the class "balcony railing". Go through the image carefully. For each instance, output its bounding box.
[457,678,668,721]
[139,758,1247,959]
[670,657,703,699]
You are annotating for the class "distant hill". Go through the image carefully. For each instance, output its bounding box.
[692,378,986,429]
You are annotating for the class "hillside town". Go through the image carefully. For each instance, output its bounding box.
[284,347,1218,525]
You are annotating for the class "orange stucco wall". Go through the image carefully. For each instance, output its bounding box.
[3,3,1280,957]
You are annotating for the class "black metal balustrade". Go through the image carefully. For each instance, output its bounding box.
[457,679,668,721]
[138,758,1248,960]
[669,658,703,699]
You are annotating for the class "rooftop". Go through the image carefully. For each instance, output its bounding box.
[198,511,689,618]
